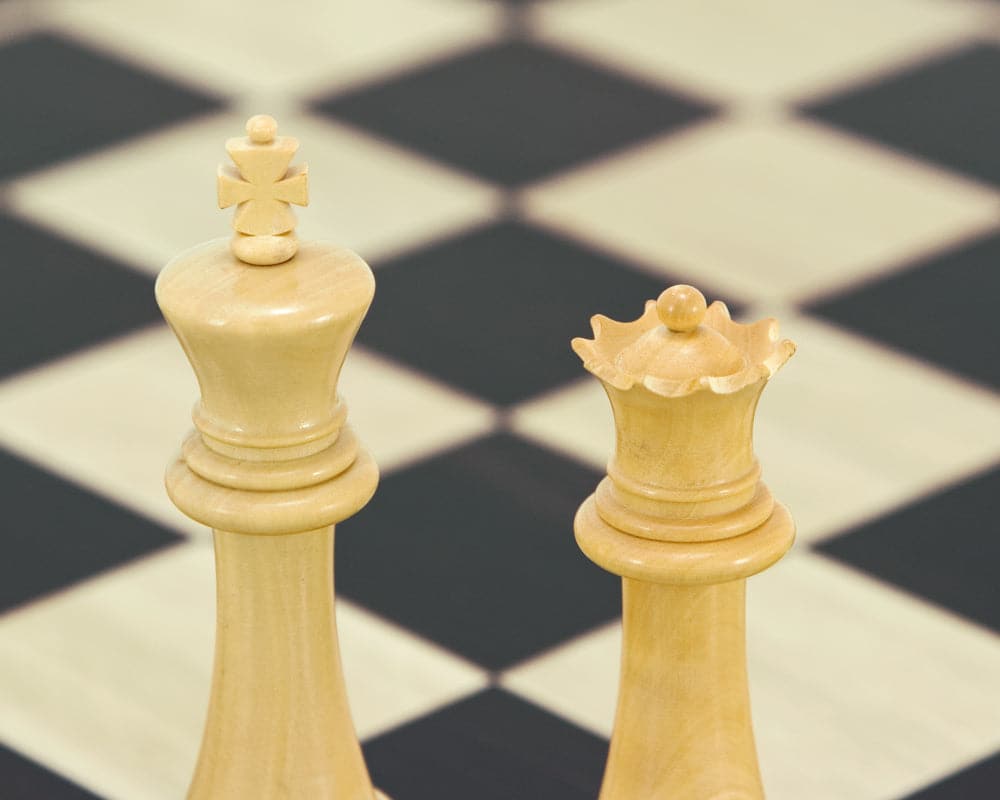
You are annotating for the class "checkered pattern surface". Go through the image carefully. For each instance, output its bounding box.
[1,1,998,798]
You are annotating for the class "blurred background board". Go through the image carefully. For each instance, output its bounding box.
[0,1,998,798]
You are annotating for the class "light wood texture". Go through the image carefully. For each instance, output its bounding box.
[604,579,760,798]
[157,117,386,799]
[217,114,309,265]
[157,239,373,459]
[189,528,371,798]
[573,284,796,799]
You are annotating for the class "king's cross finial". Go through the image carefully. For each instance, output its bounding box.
[217,115,309,266]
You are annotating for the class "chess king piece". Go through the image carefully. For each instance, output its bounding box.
[573,285,796,799]
[156,115,388,799]
[217,113,308,265]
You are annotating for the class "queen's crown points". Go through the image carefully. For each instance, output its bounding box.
[572,284,796,397]
[217,114,309,266]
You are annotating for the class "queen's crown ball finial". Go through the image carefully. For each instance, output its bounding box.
[573,283,795,396]
[612,284,744,383]
[656,284,706,333]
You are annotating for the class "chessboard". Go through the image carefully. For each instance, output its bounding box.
[1,2,998,798]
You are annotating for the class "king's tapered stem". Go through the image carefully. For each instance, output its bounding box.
[189,527,375,800]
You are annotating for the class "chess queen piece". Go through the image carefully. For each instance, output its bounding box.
[156,116,388,799]
[573,285,796,799]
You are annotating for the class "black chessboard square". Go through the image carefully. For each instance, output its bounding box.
[338,433,619,670]
[0,742,100,800]
[357,221,698,407]
[312,40,716,186]
[816,465,1000,635]
[0,446,182,614]
[903,750,1000,799]
[364,688,606,800]
[802,43,1000,186]
[0,33,222,180]
[0,213,163,380]
[804,231,1000,390]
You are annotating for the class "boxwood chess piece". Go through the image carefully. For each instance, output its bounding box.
[216,114,309,265]
[157,116,388,800]
[573,285,796,799]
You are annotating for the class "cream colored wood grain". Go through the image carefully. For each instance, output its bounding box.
[503,551,1000,800]
[157,119,388,799]
[573,286,795,798]
[515,311,1000,544]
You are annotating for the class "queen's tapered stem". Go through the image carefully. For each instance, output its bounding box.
[188,527,376,800]
[600,578,762,800]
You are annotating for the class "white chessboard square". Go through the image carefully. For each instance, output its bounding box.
[524,116,1000,305]
[9,112,499,276]
[0,543,488,800]
[0,326,201,537]
[42,0,503,97]
[512,312,1000,544]
[0,327,496,538]
[532,0,984,105]
[340,347,498,474]
[502,551,1000,800]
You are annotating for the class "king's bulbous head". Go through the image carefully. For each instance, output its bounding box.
[156,240,374,458]
[156,116,374,460]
